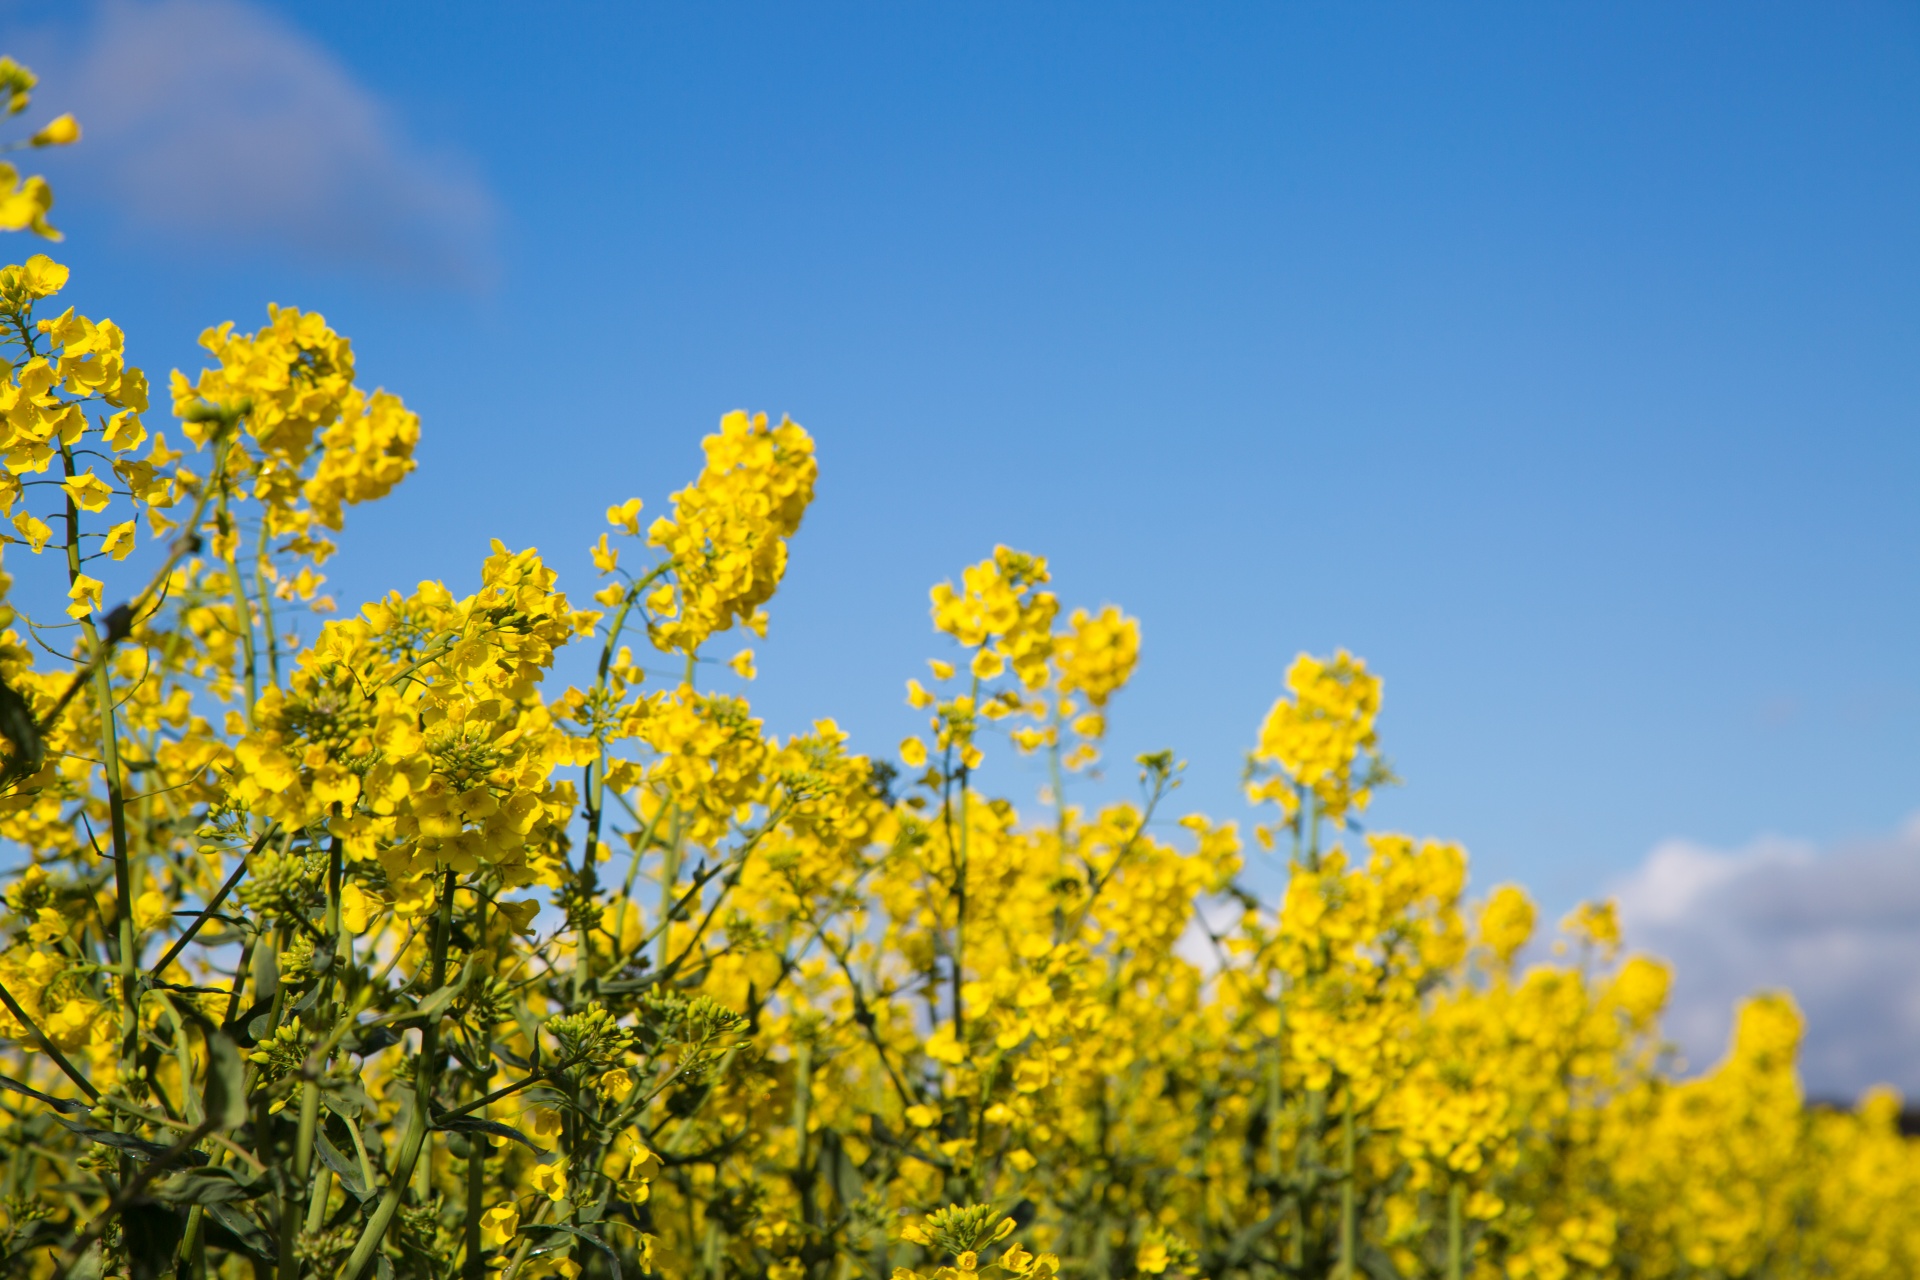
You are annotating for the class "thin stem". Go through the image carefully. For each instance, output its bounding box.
[1339,1092,1355,1280]
[148,824,277,976]
[282,1076,319,1280]
[224,531,259,720]
[657,810,682,976]
[60,442,137,1095]
[1447,1179,1463,1280]
[951,674,978,1038]
[339,868,456,1280]
[463,893,491,1280]
[254,533,283,690]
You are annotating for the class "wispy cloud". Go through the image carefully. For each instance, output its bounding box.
[36,0,496,287]
[1614,817,1920,1100]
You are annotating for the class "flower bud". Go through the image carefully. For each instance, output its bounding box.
[29,114,77,147]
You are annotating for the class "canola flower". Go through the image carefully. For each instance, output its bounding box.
[0,53,1910,1280]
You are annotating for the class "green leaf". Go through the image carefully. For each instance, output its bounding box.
[322,1079,375,1118]
[819,1129,863,1210]
[522,1224,622,1280]
[202,1031,247,1130]
[313,1129,370,1201]
[54,1119,200,1163]
[0,678,42,776]
[0,1070,88,1114]
[1359,1242,1406,1280]
[432,1110,544,1153]
[152,1165,266,1207]
[204,1203,272,1262]
[370,958,473,1028]
[123,1202,185,1280]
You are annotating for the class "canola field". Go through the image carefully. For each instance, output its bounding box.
[0,53,1913,1280]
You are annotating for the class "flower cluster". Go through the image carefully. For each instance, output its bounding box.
[1247,648,1388,827]
[641,409,816,654]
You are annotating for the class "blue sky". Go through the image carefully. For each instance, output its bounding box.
[5,0,1920,1085]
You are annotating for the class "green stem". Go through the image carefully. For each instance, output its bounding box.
[1339,1092,1355,1280]
[657,813,682,975]
[574,744,605,1004]
[339,868,456,1280]
[463,1127,487,1280]
[254,535,282,690]
[791,1037,818,1233]
[463,893,492,1280]
[952,674,978,1038]
[339,1100,429,1280]
[281,1076,319,1280]
[176,1204,205,1278]
[221,504,260,721]
[59,443,137,1104]
[149,824,278,977]
[1265,1043,1283,1182]
[1447,1179,1464,1280]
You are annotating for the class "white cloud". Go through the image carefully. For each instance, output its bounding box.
[1613,816,1920,1100]
[36,0,496,286]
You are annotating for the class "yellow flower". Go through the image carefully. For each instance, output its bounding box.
[905,1104,938,1128]
[0,59,37,116]
[899,737,927,768]
[1246,649,1383,824]
[10,510,50,553]
[930,547,1057,687]
[340,881,374,932]
[100,519,134,561]
[530,1161,567,1201]
[480,1201,519,1248]
[27,906,67,946]
[17,253,65,297]
[133,889,169,933]
[729,649,756,680]
[1613,955,1672,1024]
[1479,884,1535,964]
[1564,899,1621,956]
[926,1022,967,1064]
[590,532,619,573]
[28,114,78,147]
[0,164,57,239]
[1054,605,1140,708]
[102,412,145,453]
[645,411,815,653]
[66,572,101,619]
[606,497,643,534]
